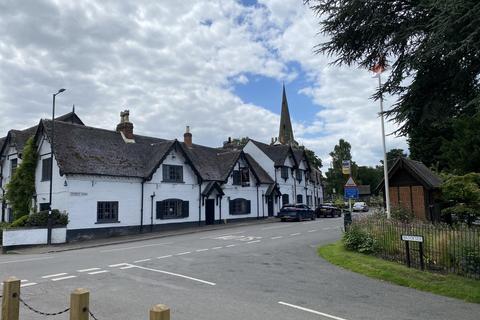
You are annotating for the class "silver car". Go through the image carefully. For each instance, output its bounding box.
[353,202,369,212]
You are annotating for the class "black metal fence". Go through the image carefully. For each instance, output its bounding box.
[351,216,480,279]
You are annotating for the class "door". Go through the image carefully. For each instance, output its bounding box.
[206,199,215,225]
[267,196,274,217]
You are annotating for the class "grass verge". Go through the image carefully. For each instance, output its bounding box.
[318,241,480,304]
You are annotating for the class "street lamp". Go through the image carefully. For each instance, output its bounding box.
[47,88,66,245]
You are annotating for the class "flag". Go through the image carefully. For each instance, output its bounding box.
[371,55,386,75]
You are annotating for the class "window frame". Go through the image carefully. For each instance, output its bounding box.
[229,198,251,215]
[295,169,303,182]
[282,194,289,206]
[10,158,17,177]
[280,166,289,180]
[162,164,184,183]
[41,157,52,182]
[296,194,303,204]
[156,199,189,219]
[97,201,119,223]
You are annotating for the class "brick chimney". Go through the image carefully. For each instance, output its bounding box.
[184,126,192,147]
[116,110,135,141]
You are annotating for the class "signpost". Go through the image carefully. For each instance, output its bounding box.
[401,234,424,270]
[342,160,351,175]
[343,176,358,230]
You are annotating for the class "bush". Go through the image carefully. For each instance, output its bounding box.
[7,210,69,228]
[25,210,69,227]
[343,224,378,254]
[10,215,28,228]
[391,206,414,223]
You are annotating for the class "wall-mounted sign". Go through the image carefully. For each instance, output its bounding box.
[70,192,88,197]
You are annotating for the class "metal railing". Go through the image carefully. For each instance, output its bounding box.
[351,216,480,279]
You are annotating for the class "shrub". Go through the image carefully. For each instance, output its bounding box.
[391,206,414,223]
[10,215,28,228]
[25,210,69,227]
[343,224,378,254]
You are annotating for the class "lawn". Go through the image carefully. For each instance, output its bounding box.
[318,241,480,304]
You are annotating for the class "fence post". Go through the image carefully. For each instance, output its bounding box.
[2,277,20,320]
[70,288,90,320]
[150,304,170,320]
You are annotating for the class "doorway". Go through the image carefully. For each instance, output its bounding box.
[205,199,215,225]
[267,196,274,217]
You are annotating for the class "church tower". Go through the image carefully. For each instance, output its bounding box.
[278,84,297,146]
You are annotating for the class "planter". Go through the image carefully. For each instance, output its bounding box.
[2,227,67,247]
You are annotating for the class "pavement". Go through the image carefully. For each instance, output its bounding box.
[1,217,479,320]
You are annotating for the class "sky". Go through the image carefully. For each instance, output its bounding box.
[0,0,408,167]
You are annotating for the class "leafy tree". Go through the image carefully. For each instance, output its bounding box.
[231,137,250,148]
[306,0,480,172]
[356,166,383,190]
[299,145,323,169]
[5,137,37,218]
[441,173,480,224]
[325,139,357,196]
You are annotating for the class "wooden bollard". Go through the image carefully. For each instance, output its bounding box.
[150,304,170,320]
[2,277,20,320]
[70,288,90,320]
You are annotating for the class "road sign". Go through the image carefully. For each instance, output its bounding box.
[344,176,357,187]
[401,235,424,243]
[344,187,359,199]
[342,160,351,175]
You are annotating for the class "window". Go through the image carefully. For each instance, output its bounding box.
[157,199,189,219]
[229,198,251,215]
[282,194,289,206]
[162,165,183,182]
[295,169,303,182]
[10,159,17,177]
[41,157,52,181]
[97,201,119,223]
[39,203,50,212]
[232,168,250,187]
[232,170,241,185]
[307,195,312,206]
[297,194,303,204]
[281,166,289,179]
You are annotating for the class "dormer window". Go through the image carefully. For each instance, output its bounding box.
[281,166,289,179]
[10,158,17,177]
[295,169,303,182]
[232,168,250,187]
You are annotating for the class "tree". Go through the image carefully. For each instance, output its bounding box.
[441,173,480,224]
[5,137,37,219]
[325,139,357,196]
[299,145,323,169]
[306,0,480,172]
[380,148,407,168]
[356,166,383,190]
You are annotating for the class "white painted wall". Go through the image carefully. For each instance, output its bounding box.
[2,227,66,246]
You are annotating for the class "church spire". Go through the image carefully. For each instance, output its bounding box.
[278,84,296,145]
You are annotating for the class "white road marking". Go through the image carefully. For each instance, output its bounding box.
[42,273,68,279]
[261,224,295,230]
[225,244,236,248]
[247,240,261,244]
[289,233,301,236]
[100,242,173,252]
[130,264,216,286]
[196,249,209,252]
[200,230,245,239]
[322,227,331,230]
[176,252,191,256]
[211,247,223,250]
[120,266,135,270]
[20,282,37,288]
[308,230,317,233]
[77,268,101,273]
[51,275,77,282]
[88,270,109,275]
[157,255,173,259]
[133,259,151,263]
[278,302,349,320]
[109,263,129,267]
[0,257,54,265]
[20,280,28,283]
[271,236,283,239]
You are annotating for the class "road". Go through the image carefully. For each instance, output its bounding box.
[1,217,479,320]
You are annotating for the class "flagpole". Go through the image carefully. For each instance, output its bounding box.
[378,73,391,218]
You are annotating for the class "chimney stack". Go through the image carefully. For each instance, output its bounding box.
[184,126,192,147]
[116,110,135,141]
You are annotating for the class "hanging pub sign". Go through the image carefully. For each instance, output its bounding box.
[342,160,351,175]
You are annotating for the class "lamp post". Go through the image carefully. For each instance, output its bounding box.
[377,73,391,219]
[47,88,66,245]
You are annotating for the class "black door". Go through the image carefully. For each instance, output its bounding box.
[267,196,274,217]
[206,199,215,225]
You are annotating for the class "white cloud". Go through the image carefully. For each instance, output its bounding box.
[0,0,407,167]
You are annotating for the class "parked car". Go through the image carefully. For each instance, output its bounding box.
[278,204,315,222]
[353,202,369,212]
[315,203,342,218]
